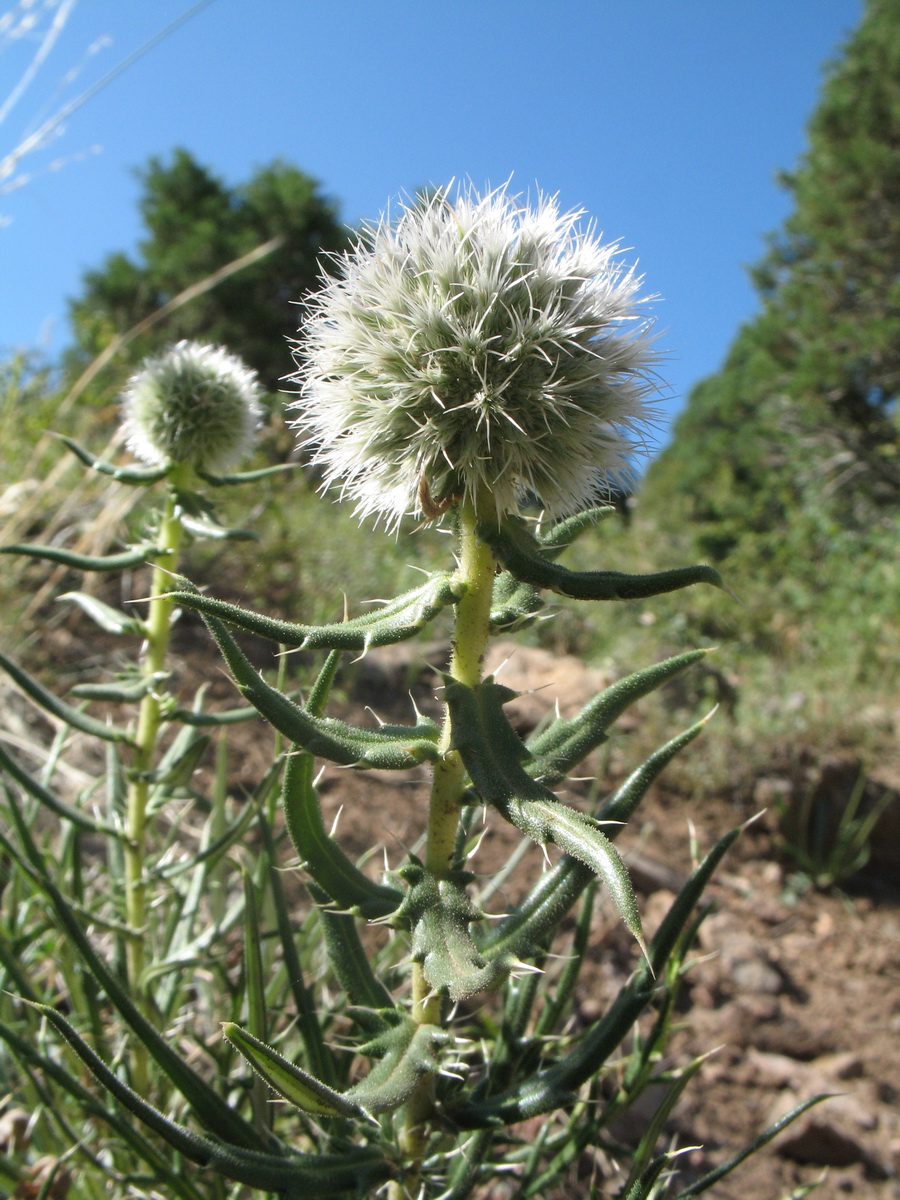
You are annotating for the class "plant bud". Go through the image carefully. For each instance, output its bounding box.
[121,340,262,473]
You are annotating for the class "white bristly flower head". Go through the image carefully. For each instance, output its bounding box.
[290,182,660,527]
[121,340,263,474]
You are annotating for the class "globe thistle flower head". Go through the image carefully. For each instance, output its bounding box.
[121,340,262,474]
[291,182,660,528]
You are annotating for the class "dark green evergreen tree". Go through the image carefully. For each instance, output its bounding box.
[68,149,350,391]
[644,0,900,566]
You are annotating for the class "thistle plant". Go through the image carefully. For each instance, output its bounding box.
[0,187,824,1200]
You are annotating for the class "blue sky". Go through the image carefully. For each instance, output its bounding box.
[2,0,861,446]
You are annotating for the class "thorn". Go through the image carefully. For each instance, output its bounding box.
[509,958,544,976]
[329,805,344,837]
[365,706,386,727]
[464,826,489,861]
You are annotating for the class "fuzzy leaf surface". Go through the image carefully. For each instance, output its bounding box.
[445,676,645,955]
[170,572,462,651]
[223,1024,372,1121]
[479,515,724,600]
[397,865,513,1000]
[282,751,403,919]
[202,612,440,767]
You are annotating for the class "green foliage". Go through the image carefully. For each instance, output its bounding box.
[645,0,900,558]
[67,149,350,390]
[0,421,799,1199]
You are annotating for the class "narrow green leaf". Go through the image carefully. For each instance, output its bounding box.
[620,1153,672,1200]
[0,543,157,571]
[281,751,402,919]
[445,676,645,957]
[256,814,337,1088]
[0,1018,206,1200]
[311,883,395,1030]
[180,513,259,541]
[203,611,439,768]
[222,1023,373,1121]
[24,1005,392,1193]
[148,733,211,799]
[170,571,462,651]
[0,795,265,1151]
[57,591,145,635]
[0,753,120,836]
[533,880,597,1037]
[197,462,301,485]
[481,855,593,961]
[70,676,158,702]
[0,651,133,744]
[527,650,708,781]
[599,716,711,827]
[674,1095,833,1197]
[621,1055,708,1194]
[537,506,617,549]
[478,515,724,600]
[165,703,260,726]
[242,871,268,1045]
[56,435,168,482]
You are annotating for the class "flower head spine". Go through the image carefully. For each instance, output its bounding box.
[290,182,660,527]
[121,340,262,474]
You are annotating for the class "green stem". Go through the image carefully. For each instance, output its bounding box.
[393,499,495,1196]
[123,473,185,1084]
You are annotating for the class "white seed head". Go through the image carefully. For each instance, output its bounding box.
[290,182,661,528]
[121,340,262,473]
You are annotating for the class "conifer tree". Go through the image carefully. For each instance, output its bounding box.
[68,149,349,391]
[645,0,900,562]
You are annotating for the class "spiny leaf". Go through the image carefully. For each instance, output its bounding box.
[203,611,440,768]
[478,515,724,600]
[346,1018,452,1114]
[490,570,544,632]
[599,715,712,827]
[536,505,617,549]
[445,676,645,957]
[482,716,710,963]
[222,1024,374,1122]
[527,650,708,782]
[169,571,462,651]
[282,751,402,920]
[396,866,514,1000]
[0,651,134,744]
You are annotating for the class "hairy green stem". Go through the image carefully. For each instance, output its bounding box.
[393,500,495,1196]
[124,475,185,1085]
